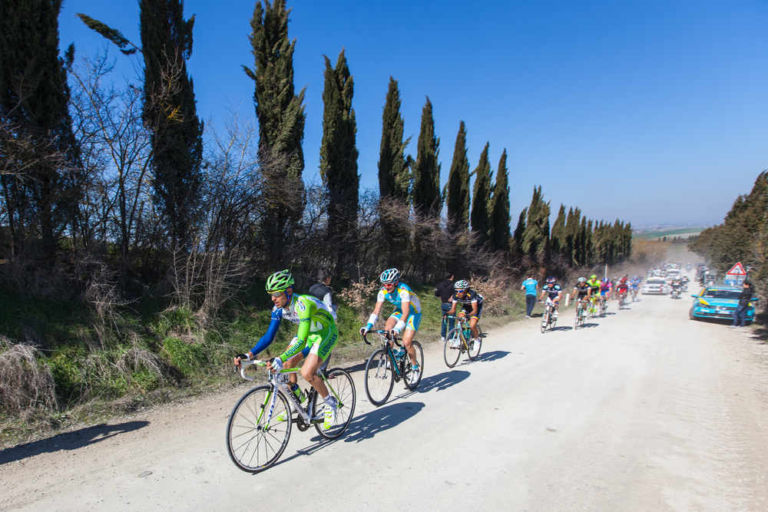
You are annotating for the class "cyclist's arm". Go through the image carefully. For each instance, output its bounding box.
[469,300,478,316]
[365,295,385,331]
[447,299,457,315]
[249,310,281,357]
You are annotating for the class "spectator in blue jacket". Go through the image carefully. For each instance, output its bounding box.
[521,275,539,318]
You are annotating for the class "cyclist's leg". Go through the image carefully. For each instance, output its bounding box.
[469,315,479,338]
[386,312,400,349]
[301,329,338,399]
[401,312,422,366]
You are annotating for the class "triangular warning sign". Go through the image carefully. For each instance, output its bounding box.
[726,262,747,276]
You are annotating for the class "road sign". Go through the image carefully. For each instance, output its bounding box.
[726,262,747,276]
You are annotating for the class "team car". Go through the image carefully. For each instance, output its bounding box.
[689,285,757,323]
[642,277,668,295]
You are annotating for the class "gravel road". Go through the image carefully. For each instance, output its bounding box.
[2,282,767,511]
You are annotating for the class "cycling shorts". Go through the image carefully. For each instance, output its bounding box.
[600,289,609,296]
[390,310,422,332]
[297,326,338,362]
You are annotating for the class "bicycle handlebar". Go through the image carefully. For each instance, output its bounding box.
[360,329,402,347]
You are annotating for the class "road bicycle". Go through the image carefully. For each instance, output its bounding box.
[573,297,587,329]
[362,329,424,407]
[598,294,607,317]
[617,288,629,308]
[226,357,356,473]
[587,295,599,319]
[540,298,559,333]
[443,314,486,367]
[630,287,639,302]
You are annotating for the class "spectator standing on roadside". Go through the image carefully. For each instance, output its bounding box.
[732,281,753,327]
[435,273,455,341]
[309,274,336,317]
[521,275,538,318]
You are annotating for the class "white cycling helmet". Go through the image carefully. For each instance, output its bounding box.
[454,279,469,291]
[379,268,400,284]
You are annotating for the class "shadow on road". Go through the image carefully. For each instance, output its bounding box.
[417,369,470,392]
[474,350,511,363]
[0,421,150,465]
[342,401,425,443]
[548,326,573,332]
[577,322,599,329]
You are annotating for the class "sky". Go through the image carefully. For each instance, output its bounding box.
[58,0,768,228]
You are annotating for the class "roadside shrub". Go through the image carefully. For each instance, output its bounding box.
[116,340,170,392]
[338,278,379,322]
[155,306,197,338]
[162,336,208,376]
[471,273,514,316]
[0,337,57,413]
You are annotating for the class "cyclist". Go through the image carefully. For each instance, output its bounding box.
[539,277,563,319]
[586,274,602,313]
[600,277,612,305]
[233,270,338,430]
[571,277,591,314]
[616,275,629,304]
[360,268,422,377]
[629,275,641,300]
[445,279,484,349]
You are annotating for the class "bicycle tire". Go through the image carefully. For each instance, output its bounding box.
[466,331,482,360]
[313,368,356,439]
[443,328,462,368]
[403,341,424,390]
[364,348,394,406]
[541,309,548,333]
[226,385,291,473]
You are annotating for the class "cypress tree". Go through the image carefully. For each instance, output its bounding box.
[489,149,511,253]
[320,50,358,275]
[245,0,306,258]
[522,186,550,263]
[0,0,82,260]
[412,97,440,217]
[140,0,203,249]
[377,77,410,202]
[550,204,567,259]
[564,207,580,265]
[470,143,492,247]
[377,77,410,263]
[511,207,527,259]
[446,121,470,234]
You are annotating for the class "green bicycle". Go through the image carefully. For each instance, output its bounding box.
[226,357,356,473]
[443,314,485,367]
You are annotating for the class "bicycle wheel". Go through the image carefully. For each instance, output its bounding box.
[403,341,424,390]
[466,330,482,360]
[226,385,291,473]
[443,328,462,368]
[364,348,394,406]
[313,368,356,439]
[540,310,548,333]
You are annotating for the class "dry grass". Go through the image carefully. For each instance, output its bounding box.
[0,337,57,413]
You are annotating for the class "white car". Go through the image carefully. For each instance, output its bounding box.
[642,277,669,295]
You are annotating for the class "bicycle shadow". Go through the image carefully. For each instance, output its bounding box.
[342,401,426,443]
[0,421,149,465]
[417,369,470,392]
[474,350,511,362]
[577,322,599,329]
[550,326,573,332]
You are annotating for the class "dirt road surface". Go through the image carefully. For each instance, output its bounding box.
[2,284,768,511]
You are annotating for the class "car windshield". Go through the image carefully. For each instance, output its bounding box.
[702,290,741,299]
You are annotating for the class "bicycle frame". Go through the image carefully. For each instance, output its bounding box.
[362,330,407,379]
[238,360,343,427]
[444,315,476,348]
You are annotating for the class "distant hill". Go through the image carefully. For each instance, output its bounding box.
[634,227,704,240]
